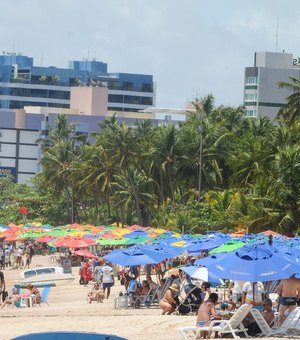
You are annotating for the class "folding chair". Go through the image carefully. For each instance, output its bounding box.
[132,288,153,308]
[178,304,252,339]
[39,286,51,306]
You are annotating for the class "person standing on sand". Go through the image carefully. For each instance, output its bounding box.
[0,270,5,306]
[101,262,115,299]
[276,274,300,325]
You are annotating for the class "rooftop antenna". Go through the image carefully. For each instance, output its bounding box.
[40,52,44,66]
[12,40,15,54]
[275,17,279,51]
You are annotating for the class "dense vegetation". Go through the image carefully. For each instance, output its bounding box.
[1,78,300,235]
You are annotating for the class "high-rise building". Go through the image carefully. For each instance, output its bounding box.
[0,53,155,113]
[243,51,300,119]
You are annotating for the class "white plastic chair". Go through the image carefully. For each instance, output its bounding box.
[272,306,300,335]
[178,304,252,339]
[250,308,273,336]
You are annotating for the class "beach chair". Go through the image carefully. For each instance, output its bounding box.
[178,304,252,339]
[39,286,51,306]
[114,279,137,309]
[132,288,153,308]
[148,285,161,306]
[271,307,300,335]
[114,294,132,309]
[250,308,273,336]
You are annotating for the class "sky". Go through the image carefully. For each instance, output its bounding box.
[1,0,299,108]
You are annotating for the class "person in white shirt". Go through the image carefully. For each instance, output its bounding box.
[227,280,244,303]
[16,248,23,268]
[242,281,264,311]
[101,262,115,299]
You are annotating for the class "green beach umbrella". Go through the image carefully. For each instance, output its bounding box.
[124,236,151,245]
[97,238,130,246]
[16,232,43,239]
[209,240,245,254]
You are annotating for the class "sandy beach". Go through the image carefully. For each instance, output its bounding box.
[0,255,298,340]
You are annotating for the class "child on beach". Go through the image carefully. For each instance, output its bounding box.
[87,283,105,303]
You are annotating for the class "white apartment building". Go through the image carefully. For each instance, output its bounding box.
[244,51,300,119]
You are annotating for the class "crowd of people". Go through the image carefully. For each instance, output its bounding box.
[0,237,299,339]
[0,243,35,270]
[0,279,41,309]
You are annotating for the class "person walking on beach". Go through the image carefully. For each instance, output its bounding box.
[276,274,300,325]
[101,262,115,299]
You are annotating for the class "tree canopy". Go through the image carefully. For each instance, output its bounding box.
[1,91,300,235]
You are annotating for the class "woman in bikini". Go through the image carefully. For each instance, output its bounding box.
[159,283,180,315]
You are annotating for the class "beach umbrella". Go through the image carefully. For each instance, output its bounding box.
[97,238,130,246]
[124,230,148,238]
[259,230,283,238]
[181,236,228,255]
[103,244,170,266]
[145,243,184,258]
[209,240,246,254]
[36,235,55,243]
[181,266,224,284]
[205,243,300,282]
[194,253,227,267]
[53,236,96,248]
[123,235,151,245]
[16,232,42,239]
[74,249,97,259]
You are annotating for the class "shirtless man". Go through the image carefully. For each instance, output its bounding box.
[276,275,300,325]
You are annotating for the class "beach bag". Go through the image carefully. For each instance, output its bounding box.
[2,290,8,302]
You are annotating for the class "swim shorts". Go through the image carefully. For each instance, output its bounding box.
[280,297,297,306]
[102,282,114,289]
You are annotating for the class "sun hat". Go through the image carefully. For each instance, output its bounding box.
[169,283,180,292]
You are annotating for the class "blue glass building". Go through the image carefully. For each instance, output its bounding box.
[0,53,154,112]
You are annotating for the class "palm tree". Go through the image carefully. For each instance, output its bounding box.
[38,114,87,223]
[270,144,300,233]
[277,76,300,125]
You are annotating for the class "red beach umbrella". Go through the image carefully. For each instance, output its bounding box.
[53,236,96,248]
[74,249,97,259]
[36,235,55,243]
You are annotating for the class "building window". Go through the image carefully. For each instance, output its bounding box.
[245,93,257,101]
[245,77,258,85]
[123,82,133,90]
[141,83,153,92]
[246,109,257,117]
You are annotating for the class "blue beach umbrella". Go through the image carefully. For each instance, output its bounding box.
[146,243,184,258]
[124,230,148,238]
[182,236,230,255]
[194,253,227,267]
[205,243,300,282]
[103,244,170,266]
